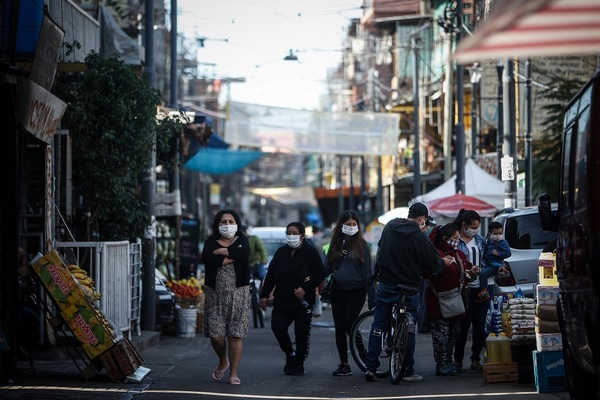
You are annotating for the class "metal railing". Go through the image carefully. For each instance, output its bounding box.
[53,240,142,338]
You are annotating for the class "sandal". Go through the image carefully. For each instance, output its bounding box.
[212,361,230,380]
[229,376,241,385]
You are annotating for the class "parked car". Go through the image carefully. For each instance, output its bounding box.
[247,226,287,271]
[492,206,557,297]
[155,268,176,326]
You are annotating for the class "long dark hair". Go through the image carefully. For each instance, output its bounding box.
[326,210,367,265]
[453,208,481,230]
[433,223,459,247]
[210,209,243,239]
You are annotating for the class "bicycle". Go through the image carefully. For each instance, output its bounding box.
[249,276,265,328]
[349,283,417,384]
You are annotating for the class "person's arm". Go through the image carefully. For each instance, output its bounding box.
[496,240,512,259]
[260,248,281,299]
[256,237,268,264]
[301,247,328,293]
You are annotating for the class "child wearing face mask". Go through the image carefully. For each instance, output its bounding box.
[476,221,511,302]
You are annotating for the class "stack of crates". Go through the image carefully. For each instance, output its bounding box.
[532,350,567,393]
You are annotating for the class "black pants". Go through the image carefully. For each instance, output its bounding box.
[331,287,366,364]
[271,304,313,365]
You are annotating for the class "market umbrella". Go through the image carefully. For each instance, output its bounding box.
[453,0,600,63]
[377,206,410,225]
[427,193,497,218]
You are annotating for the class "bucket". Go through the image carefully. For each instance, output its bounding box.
[538,252,558,286]
[176,308,197,338]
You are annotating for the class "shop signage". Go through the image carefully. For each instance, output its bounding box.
[30,15,65,90]
[17,77,67,143]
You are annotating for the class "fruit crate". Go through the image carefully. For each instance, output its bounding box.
[99,337,144,382]
[483,362,519,384]
[533,350,567,393]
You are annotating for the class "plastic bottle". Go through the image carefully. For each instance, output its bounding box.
[515,288,525,298]
[486,333,500,363]
[497,332,512,363]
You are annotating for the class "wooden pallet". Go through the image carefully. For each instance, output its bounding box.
[483,362,519,384]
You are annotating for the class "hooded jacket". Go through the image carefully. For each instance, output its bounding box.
[376,218,445,288]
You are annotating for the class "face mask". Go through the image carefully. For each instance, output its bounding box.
[219,224,237,238]
[286,234,302,249]
[342,224,359,236]
[464,227,479,237]
[490,234,503,242]
[447,239,459,249]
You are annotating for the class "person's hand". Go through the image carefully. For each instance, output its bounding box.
[259,298,268,311]
[492,249,499,256]
[443,255,455,266]
[470,265,481,275]
[498,266,508,275]
[213,248,228,256]
[294,287,306,300]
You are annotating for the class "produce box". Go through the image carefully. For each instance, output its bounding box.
[483,362,519,384]
[99,337,144,382]
[533,350,567,393]
[60,297,121,360]
[30,250,86,311]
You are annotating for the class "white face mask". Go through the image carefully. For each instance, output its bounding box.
[219,224,238,238]
[490,234,503,242]
[464,227,479,237]
[286,234,302,248]
[342,224,359,236]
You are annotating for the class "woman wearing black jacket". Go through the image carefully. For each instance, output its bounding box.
[324,210,374,377]
[259,221,327,376]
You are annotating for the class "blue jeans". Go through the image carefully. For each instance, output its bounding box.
[365,282,419,375]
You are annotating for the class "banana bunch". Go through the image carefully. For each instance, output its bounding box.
[68,264,102,300]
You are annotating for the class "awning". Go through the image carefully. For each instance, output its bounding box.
[248,186,317,206]
[453,0,600,63]
[184,148,264,175]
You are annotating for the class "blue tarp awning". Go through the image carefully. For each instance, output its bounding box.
[184,147,264,175]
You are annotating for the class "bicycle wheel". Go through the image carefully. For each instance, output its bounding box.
[349,310,390,378]
[389,313,410,384]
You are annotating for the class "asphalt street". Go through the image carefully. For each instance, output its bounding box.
[1,304,570,400]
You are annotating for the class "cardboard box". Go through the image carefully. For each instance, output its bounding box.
[536,304,559,320]
[535,317,561,333]
[536,285,561,305]
[533,350,567,393]
[30,250,86,311]
[99,338,143,382]
[536,333,563,352]
[60,297,120,359]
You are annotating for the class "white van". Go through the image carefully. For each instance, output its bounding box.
[247,226,287,270]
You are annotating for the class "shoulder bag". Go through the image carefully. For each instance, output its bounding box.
[320,249,348,303]
[429,254,466,318]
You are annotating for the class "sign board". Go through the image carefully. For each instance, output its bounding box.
[31,15,65,91]
[501,155,515,181]
[17,78,67,143]
[179,218,200,269]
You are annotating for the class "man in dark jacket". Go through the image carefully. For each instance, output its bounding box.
[364,202,453,382]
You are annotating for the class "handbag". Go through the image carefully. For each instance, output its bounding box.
[429,252,467,318]
[435,287,466,318]
[320,249,348,303]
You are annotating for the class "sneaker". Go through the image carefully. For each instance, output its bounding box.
[470,360,483,370]
[365,371,377,382]
[283,355,296,374]
[454,361,463,372]
[285,365,305,376]
[435,366,456,376]
[332,363,352,376]
[402,374,423,382]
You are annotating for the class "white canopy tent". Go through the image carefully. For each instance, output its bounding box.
[415,159,524,211]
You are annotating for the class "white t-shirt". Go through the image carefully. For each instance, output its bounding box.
[465,238,487,288]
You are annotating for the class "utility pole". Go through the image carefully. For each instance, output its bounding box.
[525,59,533,206]
[411,34,421,197]
[502,60,517,209]
[455,0,465,194]
[443,33,454,181]
[169,0,179,194]
[141,0,156,331]
[496,61,504,180]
